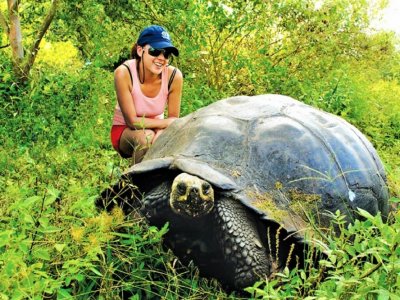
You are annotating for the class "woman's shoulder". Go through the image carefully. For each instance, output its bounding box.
[167,65,183,81]
[115,59,135,72]
[114,60,135,84]
[114,65,129,79]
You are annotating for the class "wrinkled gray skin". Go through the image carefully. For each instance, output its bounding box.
[97,94,389,290]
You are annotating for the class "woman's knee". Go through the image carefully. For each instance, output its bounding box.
[138,129,155,145]
[122,129,154,145]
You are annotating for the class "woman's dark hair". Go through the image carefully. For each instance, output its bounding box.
[130,43,141,60]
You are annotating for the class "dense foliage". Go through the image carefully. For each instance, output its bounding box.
[1,0,399,299]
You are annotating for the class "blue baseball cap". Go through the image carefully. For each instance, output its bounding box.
[137,25,179,57]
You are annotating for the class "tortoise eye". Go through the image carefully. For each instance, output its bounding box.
[177,182,186,194]
[202,183,212,194]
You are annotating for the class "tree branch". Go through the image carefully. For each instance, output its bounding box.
[272,45,304,68]
[359,261,382,279]
[22,0,59,77]
[8,0,18,11]
[0,10,10,35]
[0,44,10,49]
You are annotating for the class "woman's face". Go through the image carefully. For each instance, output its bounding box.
[138,45,169,76]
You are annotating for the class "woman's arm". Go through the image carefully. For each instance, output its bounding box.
[114,65,172,130]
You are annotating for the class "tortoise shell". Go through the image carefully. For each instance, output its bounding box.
[125,94,389,236]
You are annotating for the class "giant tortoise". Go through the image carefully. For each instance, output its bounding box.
[96,94,389,289]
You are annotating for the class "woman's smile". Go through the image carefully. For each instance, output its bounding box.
[152,60,165,72]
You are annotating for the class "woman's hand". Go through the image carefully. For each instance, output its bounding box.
[163,117,177,128]
[152,117,177,143]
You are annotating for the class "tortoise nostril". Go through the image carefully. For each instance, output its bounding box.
[190,187,199,195]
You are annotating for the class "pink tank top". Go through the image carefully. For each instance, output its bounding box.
[112,59,169,125]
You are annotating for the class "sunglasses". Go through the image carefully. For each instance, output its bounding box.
[147,47,172,59]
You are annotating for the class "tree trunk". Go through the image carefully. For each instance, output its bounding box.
[8,0,24,78]
[4,0,59,82]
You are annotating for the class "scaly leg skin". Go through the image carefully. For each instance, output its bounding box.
[140,181,172,226]
[214,197,272,289]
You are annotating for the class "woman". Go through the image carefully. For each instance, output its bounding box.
[111,25,183,163]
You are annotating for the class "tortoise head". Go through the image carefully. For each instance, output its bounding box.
[169,173,214,218]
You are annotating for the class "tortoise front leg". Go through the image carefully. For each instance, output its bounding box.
[96,175,143,214]
[214,197,272,289]
[140,181,173,225]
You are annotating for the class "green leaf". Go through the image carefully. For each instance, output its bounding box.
[4,261,16,277]
[357,208,374,220]
[75,273,85,282]
[33,248,51,261]
[39,216,50,227]
[22,212,35,224]
[39,226,63,233]
[7,196,38,215]
[90,267,102,277]
[54,243,66,253]
[45,186,61,205]
[57,288,73,299]
[389,197,400,204]
[0,230,14,248]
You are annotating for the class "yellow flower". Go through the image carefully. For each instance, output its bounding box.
[111,207,125,225]
[70,227,85,242]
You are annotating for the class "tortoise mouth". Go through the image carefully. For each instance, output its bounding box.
[169,173,215,218]
[171,195,214,218]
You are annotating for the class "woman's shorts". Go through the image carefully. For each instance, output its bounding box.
[110,125,130,158]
